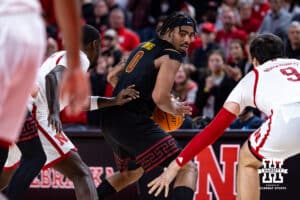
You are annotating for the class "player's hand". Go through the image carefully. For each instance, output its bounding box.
[60,67,90,115]
[48,113,63,134]
[148,160,181,198]
[173,101,192,116]
[115,85,140,105]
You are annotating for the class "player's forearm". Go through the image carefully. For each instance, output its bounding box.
[152,93,179,115]
[45,74,60,115]
[89,96,118,110]
[54,0,81,69]
[176,107,236,167]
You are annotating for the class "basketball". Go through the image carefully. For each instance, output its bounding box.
[152,107,184,132]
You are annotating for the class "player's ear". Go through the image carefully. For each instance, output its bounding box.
[252,57,260,68]
[92,40,99,49]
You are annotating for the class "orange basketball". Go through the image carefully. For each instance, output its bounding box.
[152,107,184,132]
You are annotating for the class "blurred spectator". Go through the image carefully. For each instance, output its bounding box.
[45,37,58,58]
[215,0,240,30]
[173,63,198,129]
[87,56,112,126]
[82,0,95,27]
[180,1,196,19]
[191,23,219,70]
[88,0,109,34]
[285,21,300,59]
[108,8,140,52]
[195,49,237,119]
[258,0,292,39]
[101,29,123,67]
[200,0,219,23]
[215,8,247,59]
[251,0,270,24]
[156,15,168,34]
[152,0,182,17]
[243,32,258,74]
[173,64,198,116]
[128,0,157,42]
[230,107,264,130]
[282,0,300,17]
[116,0,128,9]
[40,0,64,50]
[105,0,131,27]
[227,39,247,79]
[291,11,300,21]
[239,0,261,33]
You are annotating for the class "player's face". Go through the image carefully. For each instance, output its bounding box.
[170,26,195,53]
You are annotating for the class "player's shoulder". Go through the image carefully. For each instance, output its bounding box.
[259,58,300,72]
[156,39,183,62]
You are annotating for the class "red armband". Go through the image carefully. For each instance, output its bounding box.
[176,107,236,167]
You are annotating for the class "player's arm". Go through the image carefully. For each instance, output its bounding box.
[45,65,66,133]
[54,0,91,115]
[148,71,256,197]
[53,0,81,70]
[148,102,239,197]
[152,53,192,116]
[88,85,140,110]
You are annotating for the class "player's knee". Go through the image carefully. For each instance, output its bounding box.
[239,142,261,168]
[181,161,198,176]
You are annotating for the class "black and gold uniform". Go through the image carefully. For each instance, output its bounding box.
[101,38,184,172]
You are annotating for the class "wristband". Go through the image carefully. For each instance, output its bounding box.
[90,96,99,111]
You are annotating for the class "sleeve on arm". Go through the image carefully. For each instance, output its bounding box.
[176,107,237,167]
[159,49,183,63]
[225,71,256,114]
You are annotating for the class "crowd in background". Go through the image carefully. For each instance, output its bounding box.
[40,0,300,130]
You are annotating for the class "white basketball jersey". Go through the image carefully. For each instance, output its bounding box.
[254,58,300,114]
[0,0,41,14]
[226,58,300,117]
[35,51,90,117]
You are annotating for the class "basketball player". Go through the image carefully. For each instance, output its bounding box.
[0,0,89,179]
[148,34,300,200]
[3,24,139,200]
[96,12,198,200]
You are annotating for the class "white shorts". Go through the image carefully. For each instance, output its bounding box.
[0,12,45,145]
[249,105,300,161]
[5,106,76,169]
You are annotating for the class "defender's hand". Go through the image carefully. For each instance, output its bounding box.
[148,160,181,197]
[115,85,140,105]
[48,113,63,134]
[60,68,90,115]
[173,101,192,116]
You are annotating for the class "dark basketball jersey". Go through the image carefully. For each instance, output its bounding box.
[113,38,184,116]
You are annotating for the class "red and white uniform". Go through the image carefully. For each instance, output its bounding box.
[0,0,45,147]
[226,58,300,160]
[5,51,90,169]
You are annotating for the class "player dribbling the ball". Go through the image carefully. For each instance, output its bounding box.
[96,12,198,200]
